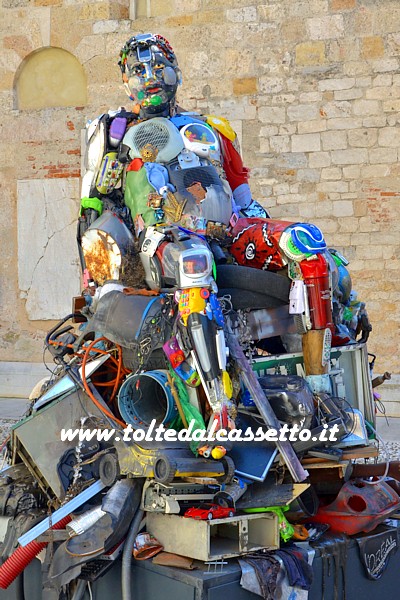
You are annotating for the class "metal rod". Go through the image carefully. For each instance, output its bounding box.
[226,331,309,483]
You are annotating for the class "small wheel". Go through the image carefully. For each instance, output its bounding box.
[153,456,177,484]
[208,512,213,520]
[219,456,235,484]
[98,453,120,487]
[228,511,234,518]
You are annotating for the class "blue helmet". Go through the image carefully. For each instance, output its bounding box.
[289,223,327,254]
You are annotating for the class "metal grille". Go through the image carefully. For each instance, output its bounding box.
[132,120,171,152]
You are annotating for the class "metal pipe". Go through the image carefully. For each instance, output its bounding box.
[226,331,309,482]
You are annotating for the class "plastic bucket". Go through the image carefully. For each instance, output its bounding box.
[117,370,177,430]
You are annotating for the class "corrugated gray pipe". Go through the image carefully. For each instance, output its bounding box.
[121,509,145,600]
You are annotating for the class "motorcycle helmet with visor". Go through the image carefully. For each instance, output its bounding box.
[119,33,182,117]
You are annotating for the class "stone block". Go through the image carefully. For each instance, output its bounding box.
[343,165,361,179]
[276,193,304,205]
[366,87,400,100]
[372,58,399,73]
[378,127,400,147]
[269,136,290,153]
[321,101,352,119]
[309,152,331,168]
[260,125,278,137]
[93,20,121,34]
[279,124,297,135]
[34,0,61,5]
[307,15,344,40]
[149,0,173,16]
[317,192,353,206]
[361,164,391,178]
[17,178,81,320]
[259,77,284,95]
[362,116,387,128]
[296,169,320,183]
[328,39,360,63]
[356,77,372,87]
[272,94,297,105]
[334,89,363,100]
[259,138,271,153]
[359,216,381,232]
[361,36,385,59]
[383,99,400,112]
[79,3,110,20]
[321,167,342,180]
[331,0,356,9]
[299,92,323,102]
[353,198,367,216]
[258,106,286,124]
[226,6,257,22]
[273,183,290,195]
[348,128,378,147]
[353,99,380,116]
[318,77,355,91]
[373,74,393,87]
[369,147,398,164]
[281,18,306,43]
[321,130,347,150]
[287,104,318,122]
[351,232,371,246]
[331,148,368,164]
[336,217,359,233]
[343,61,371,77]
[233,77,257,96]
[194,9,225,24]
[297,120,327,134]
[295,42,326,66]
[258,3,284,22]
[327,117,362,130]
[291,133,321,152]
[165,15,194,27]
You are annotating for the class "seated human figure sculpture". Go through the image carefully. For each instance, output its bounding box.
[77,32,370,399]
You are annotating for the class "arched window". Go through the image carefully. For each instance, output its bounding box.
[15,47,87,110]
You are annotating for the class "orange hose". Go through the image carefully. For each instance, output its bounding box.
[81,338,126,428]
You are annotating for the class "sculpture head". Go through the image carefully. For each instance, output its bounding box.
[118,33,181,118]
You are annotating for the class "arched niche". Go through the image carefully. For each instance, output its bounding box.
[15,47,87,110]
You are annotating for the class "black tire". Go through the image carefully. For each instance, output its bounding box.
[98,453,120,488]
[219,456,235,484]
[153,456,177,484]
[228,510,234,518]
[216,265,290,303]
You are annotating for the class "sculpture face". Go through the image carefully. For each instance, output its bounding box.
[119,33,181,117]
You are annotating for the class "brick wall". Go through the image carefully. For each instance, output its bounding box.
[0,0,399,375]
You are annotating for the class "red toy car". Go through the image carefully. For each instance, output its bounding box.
[184,503,235,520]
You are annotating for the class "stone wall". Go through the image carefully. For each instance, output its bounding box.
[0,0,399,375]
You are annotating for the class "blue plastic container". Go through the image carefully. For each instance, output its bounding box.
[117,370,177,429]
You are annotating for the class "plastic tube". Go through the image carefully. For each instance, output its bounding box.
[121,509,145,600]
[0,515,71,589]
